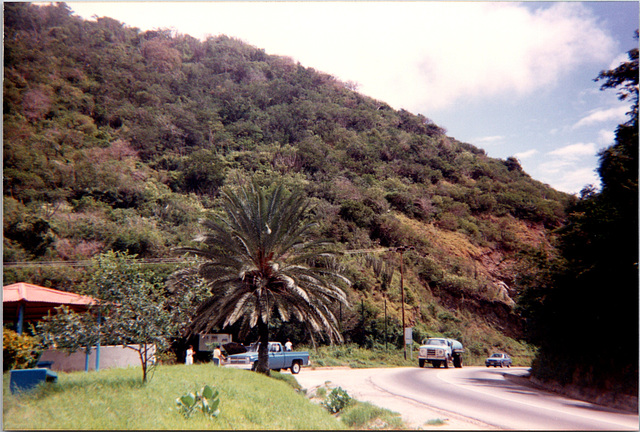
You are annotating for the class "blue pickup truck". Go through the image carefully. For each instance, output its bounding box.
[226,342,310,374]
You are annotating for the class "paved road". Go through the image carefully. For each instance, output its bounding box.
[295,366,639,430]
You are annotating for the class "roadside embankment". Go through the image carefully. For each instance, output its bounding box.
[503,371,638,413]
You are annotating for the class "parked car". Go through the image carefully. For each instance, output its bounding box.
[485,353,512,368]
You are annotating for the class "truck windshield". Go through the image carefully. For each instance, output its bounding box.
[427,339,445,345]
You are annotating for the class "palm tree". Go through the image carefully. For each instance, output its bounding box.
[173,181,350,374]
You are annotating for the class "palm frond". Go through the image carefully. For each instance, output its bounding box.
[172,181,351,342]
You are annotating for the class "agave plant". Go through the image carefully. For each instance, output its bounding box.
[173,180,350,374]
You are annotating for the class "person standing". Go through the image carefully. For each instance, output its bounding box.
[285,339,293,351]
[185,345,194,365]
[213,344,226,366]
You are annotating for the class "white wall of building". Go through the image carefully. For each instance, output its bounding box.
[39,345,154,372]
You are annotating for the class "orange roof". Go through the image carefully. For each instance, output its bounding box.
[3,282,95,306]
[3,282,96,323]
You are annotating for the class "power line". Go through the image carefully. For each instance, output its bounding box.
[4,247,410,269]
[3,257,190,268]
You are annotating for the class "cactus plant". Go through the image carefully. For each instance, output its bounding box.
[175,385,220,419]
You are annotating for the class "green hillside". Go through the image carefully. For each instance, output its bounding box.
[3,3,572,358]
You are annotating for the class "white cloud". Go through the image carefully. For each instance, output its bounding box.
[548,142,596,159]
[597,129,616,146]
[536,158,600,194]
[555,167,600,194]
[533,143,600,193]
[69,2,615,112]
[608,52,630,70]
[573,106,629,128]
[475,135,505,144]
[514,149,538,160]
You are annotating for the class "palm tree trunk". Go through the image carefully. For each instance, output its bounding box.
[256,319,270,375]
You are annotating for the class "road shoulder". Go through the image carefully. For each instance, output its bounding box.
[297,367,496,430]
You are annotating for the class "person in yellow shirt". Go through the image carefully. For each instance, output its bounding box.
[213,344,226,366]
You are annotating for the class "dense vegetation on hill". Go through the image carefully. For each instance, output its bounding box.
[4,3,575,362]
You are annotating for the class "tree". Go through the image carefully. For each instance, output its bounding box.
[523,34,638,393]
[174,180,350,374]
[594,30,638,123]
[39,251,179,383]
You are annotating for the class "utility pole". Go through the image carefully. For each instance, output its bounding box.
[384,296,387,352]
[393,246,414,360]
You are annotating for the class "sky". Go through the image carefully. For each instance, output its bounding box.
[66,1,639,194]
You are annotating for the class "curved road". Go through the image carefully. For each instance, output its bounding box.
[295,366,638,430]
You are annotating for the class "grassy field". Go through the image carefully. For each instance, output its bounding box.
[3,364,350,430]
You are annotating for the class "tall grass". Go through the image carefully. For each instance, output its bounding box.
[340,401,404,429]
[307,344,416,368]
[307,340,535,368]
[3,364,346,430]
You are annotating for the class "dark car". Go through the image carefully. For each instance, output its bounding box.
[485,353,512,368]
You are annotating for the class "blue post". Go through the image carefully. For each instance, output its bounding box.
[95,310,101,371]
[16,303,25,334]
[84,348,89,372]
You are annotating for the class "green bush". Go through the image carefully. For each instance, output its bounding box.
[339,200,375,228]
[322,387,352,414]
[3,327,42,371]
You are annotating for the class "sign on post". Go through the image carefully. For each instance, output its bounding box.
[404,327,413,345]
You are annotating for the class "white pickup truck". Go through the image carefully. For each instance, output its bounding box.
[418,337,464,368]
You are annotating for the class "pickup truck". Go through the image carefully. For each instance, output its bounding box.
[226,342,309,374]
[418,337,464,368]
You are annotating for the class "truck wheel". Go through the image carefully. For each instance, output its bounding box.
[453,356,463,368]
[443,358,450,368]
[419,359,425,368]
[291,361,301,374]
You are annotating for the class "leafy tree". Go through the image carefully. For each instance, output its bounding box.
[174,180,350,374]
[39,251,179,383]
[524,34,638,393]
[594,30,639,122]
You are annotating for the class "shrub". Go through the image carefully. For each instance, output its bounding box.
[322,386,352,414]
[339,199,375,228]
[3,327,42,371]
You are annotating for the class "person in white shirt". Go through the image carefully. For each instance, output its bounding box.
[284,339,293,351]
[185,345,194,365]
